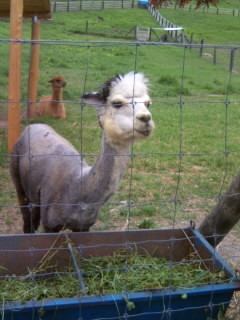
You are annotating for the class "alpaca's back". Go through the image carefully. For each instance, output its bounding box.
[10,123,96,232]
[11,124,90,205]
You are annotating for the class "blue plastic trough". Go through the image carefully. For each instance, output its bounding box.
[0,228,239,320]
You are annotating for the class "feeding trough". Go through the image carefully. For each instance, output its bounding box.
[0,227,239,320]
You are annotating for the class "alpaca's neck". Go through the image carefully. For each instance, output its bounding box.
[82,135,131,206]
[51,87,62,104]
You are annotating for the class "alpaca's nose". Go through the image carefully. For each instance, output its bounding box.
[137,113,151,123]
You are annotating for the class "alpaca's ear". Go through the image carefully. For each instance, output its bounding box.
[81,92,105,128]
[81,92,105,107]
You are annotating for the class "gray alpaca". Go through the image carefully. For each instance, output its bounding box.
[10,72,154,233]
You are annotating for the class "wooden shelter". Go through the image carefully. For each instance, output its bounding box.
[0,0,51,152]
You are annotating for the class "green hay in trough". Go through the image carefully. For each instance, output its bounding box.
[0,248,229,304]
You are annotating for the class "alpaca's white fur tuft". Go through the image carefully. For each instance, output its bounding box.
[109,72,149,99]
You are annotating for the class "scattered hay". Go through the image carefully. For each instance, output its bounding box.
[0,247,229,303]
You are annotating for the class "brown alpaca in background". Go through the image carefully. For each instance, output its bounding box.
[28,76,67,119]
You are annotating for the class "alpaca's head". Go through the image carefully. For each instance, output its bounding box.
[49,76,67,89]
[82,72,154,145]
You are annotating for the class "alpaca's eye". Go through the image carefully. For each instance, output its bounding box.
[145,101,151,108]
[112,101,123,108]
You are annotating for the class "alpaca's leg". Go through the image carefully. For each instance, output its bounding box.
[43,225,64,233]
[16,193,35,233]
[10,160,35,233]
[72,228,90,232]
[60,105,66,119]
[32,205,41,231]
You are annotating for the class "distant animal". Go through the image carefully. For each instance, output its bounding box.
[29,76,66,119]
[10,71,154,233]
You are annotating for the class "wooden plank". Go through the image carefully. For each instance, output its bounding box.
[7,0,23,153]
[0,0,51,19]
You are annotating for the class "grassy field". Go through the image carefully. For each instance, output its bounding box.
[159,6,240,45]
[1,7,240,235]
[0,5,240,319]
[218,0,240,8]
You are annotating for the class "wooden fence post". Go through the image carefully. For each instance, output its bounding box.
[8,0,23,153]
[181,33,184,43]
[67,0,70,11]
[200,39,204,57]
[189,33,193,50]
[229,48,235,72]
[27,16,41,119]
[53,0,57,12]
[175,29,178,41]
[213,47,217,65]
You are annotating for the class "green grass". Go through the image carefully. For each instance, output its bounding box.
[159,7,240,44]
[0,248,229,302]
[217,0,240,8]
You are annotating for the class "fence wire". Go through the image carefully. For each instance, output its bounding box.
[0,39,240,319]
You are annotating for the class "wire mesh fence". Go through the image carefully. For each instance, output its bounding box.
[1,37,240,319]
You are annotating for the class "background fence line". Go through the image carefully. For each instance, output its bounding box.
[160,2,240,17]
[148,6,240,73]
[51,0,240,16]
[52,0,139,11]
[148,5,188,42]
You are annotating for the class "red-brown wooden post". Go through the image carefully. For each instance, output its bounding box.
[7,0,23,153]
[27,16,41,119]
